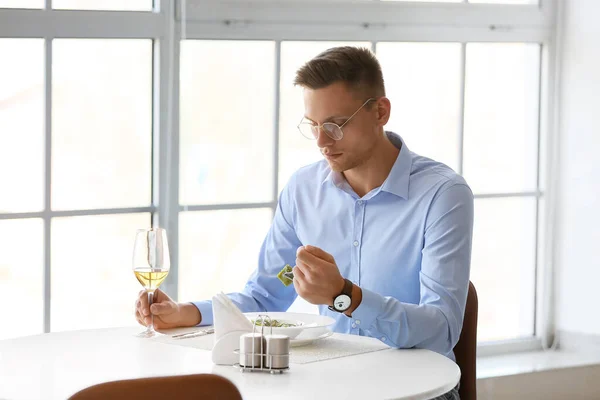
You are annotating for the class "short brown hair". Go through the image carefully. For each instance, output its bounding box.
[294,46,385,97]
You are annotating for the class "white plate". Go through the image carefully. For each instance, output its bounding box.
[243,312,335,339]
[290,330,333,347]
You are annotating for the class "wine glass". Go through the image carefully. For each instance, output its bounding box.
[133,227,170,338]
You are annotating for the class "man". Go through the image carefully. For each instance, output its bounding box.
[136,46,472,399]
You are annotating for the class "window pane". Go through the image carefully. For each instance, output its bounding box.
[180,41,275,205]
[0,39,44,213]
[53,0,151,10]
[0,0,41,7]
[51,213,149,332]
[0,219,43,339]
[471,197,536,342]
[179,209,272,302]
[470,0,537,4]
[377,42,461,172]
[463,43,540,194]
[278,41,370,191]
[383,0,459,2]
[52,39,152,211]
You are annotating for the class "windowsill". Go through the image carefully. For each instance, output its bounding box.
[477,348,600,380]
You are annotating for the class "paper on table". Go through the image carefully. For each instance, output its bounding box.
[212,292,253,342]
[152,332,389,364]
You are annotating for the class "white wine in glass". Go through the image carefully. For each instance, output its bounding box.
[134,269,169,292]
[133,227,170,338]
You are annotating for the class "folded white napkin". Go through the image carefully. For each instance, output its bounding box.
[212,292,253,342]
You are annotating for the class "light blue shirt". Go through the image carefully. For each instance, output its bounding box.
[194,132,474,360]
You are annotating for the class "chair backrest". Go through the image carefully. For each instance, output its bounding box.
[453,281,478,400]
[68,373,242,400]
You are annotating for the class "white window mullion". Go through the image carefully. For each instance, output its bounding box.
[537,0,562,350]
[272,40,281,206]
[532,43,544,337]
[154,0,181,300]
[43,35,52,333]
[458,43,466,177]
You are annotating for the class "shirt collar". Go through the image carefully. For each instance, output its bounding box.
[321,131,412,200]
[321,168,343,187]
[380,132,411,199]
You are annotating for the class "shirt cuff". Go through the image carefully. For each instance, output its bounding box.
[192,300,214,326]
[351,286,384,329]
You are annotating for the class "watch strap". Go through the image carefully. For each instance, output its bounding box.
[341,278,353,297]
[328,278,353,313]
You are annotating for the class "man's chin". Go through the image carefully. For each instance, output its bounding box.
[326,161,346,173]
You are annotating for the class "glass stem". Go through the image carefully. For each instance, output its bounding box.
[147,291,154,333]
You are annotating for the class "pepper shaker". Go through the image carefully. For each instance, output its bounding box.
[239,333,265,368]
[264,334,290,369]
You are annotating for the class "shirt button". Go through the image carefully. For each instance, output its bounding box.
[351,323,357,329]
[355,320,361,325]
[353,241,359,247]
[357,200,363,205]
[380,337,386,342]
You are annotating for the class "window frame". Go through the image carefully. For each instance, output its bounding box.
[0,1,168,334]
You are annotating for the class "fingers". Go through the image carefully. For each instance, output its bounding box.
[296,250,325,271]
[297,245,335,268]
[302,245,335,263]
[292,264,309,286]
[135,309,149,327]
[135,290,153,326]
[298,261,321,286]
[135,288,178,328]
[136,302,174,327]
[153,288,169,303]
[293,264,306,280]
[150,301,176,316]
[136,290,150,316]
[292,266,306,294]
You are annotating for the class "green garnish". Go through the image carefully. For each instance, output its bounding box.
[277,264,294,286]
[251,319,300,328]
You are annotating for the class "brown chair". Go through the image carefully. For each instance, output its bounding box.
[69,373,242,400]
[453,281,478,400]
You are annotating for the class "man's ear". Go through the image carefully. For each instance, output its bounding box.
[376,97,391,127]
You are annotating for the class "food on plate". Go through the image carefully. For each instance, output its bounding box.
[250,318,303,328]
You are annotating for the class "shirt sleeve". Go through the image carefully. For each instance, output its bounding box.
[192,174,303,326]
[351,183,474,356]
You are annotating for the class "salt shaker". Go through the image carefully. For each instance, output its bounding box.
[264,334,290,369]
[239,333,265,368]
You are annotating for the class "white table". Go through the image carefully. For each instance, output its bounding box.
[0,327,460,400]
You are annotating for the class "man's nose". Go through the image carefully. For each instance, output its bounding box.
[316,126,334,148]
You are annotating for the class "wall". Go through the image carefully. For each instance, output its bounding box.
[478,365,600,400]
[556,0,600,336]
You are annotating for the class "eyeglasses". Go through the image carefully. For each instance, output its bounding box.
[297,98,376,141]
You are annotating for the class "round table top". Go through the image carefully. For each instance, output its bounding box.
[0,327,460,400]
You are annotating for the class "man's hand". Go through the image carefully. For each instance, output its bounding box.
[293,245,345,306]
[135,289,201,329]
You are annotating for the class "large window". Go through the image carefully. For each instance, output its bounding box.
[179,39,542,343]
[0,8,155,337]
[0,0,555,351]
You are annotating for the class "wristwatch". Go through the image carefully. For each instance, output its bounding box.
[328,278,353,313]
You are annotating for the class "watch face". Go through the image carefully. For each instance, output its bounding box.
[334,294,352,311]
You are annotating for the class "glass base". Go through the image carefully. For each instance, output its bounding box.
[134,327,159,338]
